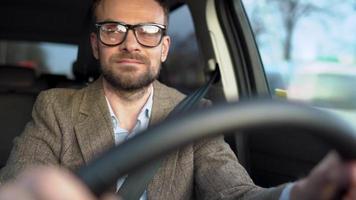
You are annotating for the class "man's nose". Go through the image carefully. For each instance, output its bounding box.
[120,30,140,51]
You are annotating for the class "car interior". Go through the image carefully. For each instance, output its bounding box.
[1,0,352,192]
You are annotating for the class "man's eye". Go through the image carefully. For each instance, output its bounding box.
[102,24,126,33]
[140,26,160,34]
[116,25,127,32]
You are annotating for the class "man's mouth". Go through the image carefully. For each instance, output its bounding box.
[115,58,144,64]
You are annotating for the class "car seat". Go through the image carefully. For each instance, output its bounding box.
[0,65,38,168]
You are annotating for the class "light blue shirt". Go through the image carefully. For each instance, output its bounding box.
[105,88,153,200]
[279,182,294,200]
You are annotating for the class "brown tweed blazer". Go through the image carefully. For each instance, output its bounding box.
[0,78,284,199]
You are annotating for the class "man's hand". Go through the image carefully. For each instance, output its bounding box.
[0,167,117,200]
[291,152,356,200]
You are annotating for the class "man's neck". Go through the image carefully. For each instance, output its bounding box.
[103,79,153,132]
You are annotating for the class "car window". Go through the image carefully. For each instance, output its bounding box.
[160,5,206,94]
[0,40,78,79]
[242,0,356,121]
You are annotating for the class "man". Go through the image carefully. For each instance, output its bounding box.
[0,0,356,199]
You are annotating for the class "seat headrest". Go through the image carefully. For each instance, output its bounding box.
[73,27,101,83]
[0,65,36,88]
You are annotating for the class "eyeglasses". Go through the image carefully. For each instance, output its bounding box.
[95,21,167,48]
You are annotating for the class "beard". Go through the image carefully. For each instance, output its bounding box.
[101,52,160,92]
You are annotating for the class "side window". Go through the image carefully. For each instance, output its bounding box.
[242,0,356,122]
[160,5,205,94]
[0,40,78,79]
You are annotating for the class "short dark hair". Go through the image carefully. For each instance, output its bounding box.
[91,0,169,25]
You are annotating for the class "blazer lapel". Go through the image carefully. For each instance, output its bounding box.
[74,78,115,164]
[147,81,185,199]
[149,81,182,125]
[74,79,185,198]
[147,152,179,199]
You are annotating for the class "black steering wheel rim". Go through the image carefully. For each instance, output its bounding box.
[77,99,356,196]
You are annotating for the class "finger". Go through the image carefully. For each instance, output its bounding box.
[16,166,97,200]
[291,152,350,200]
[343,162,356,200]
[0,182,36,200]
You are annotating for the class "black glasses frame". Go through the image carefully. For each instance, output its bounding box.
[95,21,167,48]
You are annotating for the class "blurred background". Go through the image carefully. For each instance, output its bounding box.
[242,0,356,126]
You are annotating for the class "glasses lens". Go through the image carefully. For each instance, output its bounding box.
[135,25,163,47]
[99,23,126,45]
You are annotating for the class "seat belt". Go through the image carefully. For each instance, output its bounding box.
[117,69,220,200]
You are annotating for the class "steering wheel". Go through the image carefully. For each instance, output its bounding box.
[76,99,356,196]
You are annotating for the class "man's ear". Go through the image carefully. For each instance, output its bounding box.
[90,32,99,59]
[161,35,171,62]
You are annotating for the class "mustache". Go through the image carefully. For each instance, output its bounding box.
[110,52,150,65]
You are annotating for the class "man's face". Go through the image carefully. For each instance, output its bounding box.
[91,0,170,91]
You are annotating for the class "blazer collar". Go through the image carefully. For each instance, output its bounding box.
[74,78,182,163]
[74,77,115,164]
[74,78,185,197]
[150,81,179,125]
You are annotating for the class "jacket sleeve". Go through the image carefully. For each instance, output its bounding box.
[193,136,285,200]
[0,91,63,183]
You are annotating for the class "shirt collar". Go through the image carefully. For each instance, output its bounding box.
[138,89,153,122]
[105,86,154,125]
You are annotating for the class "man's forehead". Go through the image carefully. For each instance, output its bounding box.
[95,0,165,24]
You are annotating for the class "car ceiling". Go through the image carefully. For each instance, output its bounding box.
[0,0,183,45]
